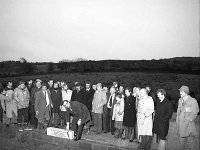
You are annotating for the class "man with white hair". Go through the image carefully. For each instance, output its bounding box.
[176,85,199,150]
[92,83,107,134]
[137,88,154,150]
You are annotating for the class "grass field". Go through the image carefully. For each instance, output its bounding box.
[0,72,199,108]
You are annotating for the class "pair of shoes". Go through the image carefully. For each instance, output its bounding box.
[19,127,23,132]
[121,137,126,140]
[129,139,133,143]
[74,137,81,141]
[96,131,102,134]
[6,124,9,128]
[114,134,120,138]
[137,145,144,149]
[111,132,115,135]
[24,127,32,131]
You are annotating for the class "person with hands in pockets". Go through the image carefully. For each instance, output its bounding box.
[176,85,199,150]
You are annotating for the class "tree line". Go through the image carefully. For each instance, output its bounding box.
[0,57,199,77]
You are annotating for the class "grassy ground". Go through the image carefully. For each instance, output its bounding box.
[0,113,199,150]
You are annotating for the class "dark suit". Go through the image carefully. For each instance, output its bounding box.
[29,86,41,128]
[84,88,95,127]
[71,89,87,106]
[105,93,116,134]
[50,88,62,127]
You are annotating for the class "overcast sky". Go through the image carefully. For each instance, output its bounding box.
[0,0,199,62]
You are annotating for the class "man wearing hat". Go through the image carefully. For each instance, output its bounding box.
[35,83,52,132]
[176,85,199,150]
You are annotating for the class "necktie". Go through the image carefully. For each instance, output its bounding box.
[109,95,113,107]
[44,91,46,98]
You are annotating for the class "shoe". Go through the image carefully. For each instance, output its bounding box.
[96,131,102,134]
[24,127,32,131]
[137,145,144,149]
[74,137,80,141]
[19,127,23,132]
[121,137,126,140]
[114,134,119,138]
[111,132,115,135]
[129,140,133,143]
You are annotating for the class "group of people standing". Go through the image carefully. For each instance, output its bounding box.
[0,79,199,150]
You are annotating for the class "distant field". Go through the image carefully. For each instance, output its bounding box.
[0,72,199,108]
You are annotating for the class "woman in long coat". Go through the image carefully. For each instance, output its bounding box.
[123,87,137,142]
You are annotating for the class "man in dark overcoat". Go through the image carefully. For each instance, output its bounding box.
[71,82,87,106]
[123,87,137,142]
[49,82,62,127]
[153,89,173,150]
[35,83,52,131]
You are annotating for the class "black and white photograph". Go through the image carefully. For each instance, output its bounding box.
[0,0,199,150]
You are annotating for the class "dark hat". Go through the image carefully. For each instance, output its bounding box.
[179,86,189,94]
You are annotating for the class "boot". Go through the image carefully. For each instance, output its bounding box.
[37,122,43,132]
[18,123,23,131]
[118,129,123,138]
[114,129,119,138]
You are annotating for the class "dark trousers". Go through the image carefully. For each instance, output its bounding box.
[59,111,67,126]
[107,108,115,133]
[71,117,84,140]
[0,105,3,123]
[124,126,135,140]
[29,105,38,128]
[103,110,108,131]
[93,113,103,132]
[52,112,60,127]
[141,135,152,150]
[18,108,28,124]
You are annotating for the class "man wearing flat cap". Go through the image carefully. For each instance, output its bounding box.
[176,85,199,150]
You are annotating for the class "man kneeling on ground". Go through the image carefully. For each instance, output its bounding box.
[63,100,91,141]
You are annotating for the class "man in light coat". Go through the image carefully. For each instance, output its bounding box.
[176,86,199,150]
[92,83,107,134]
[0,88,10,124]
[14,81,30,131]
[4,81,17,127]
[137,88,154,150]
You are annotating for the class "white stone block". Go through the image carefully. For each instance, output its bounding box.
[47,127,74,140]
